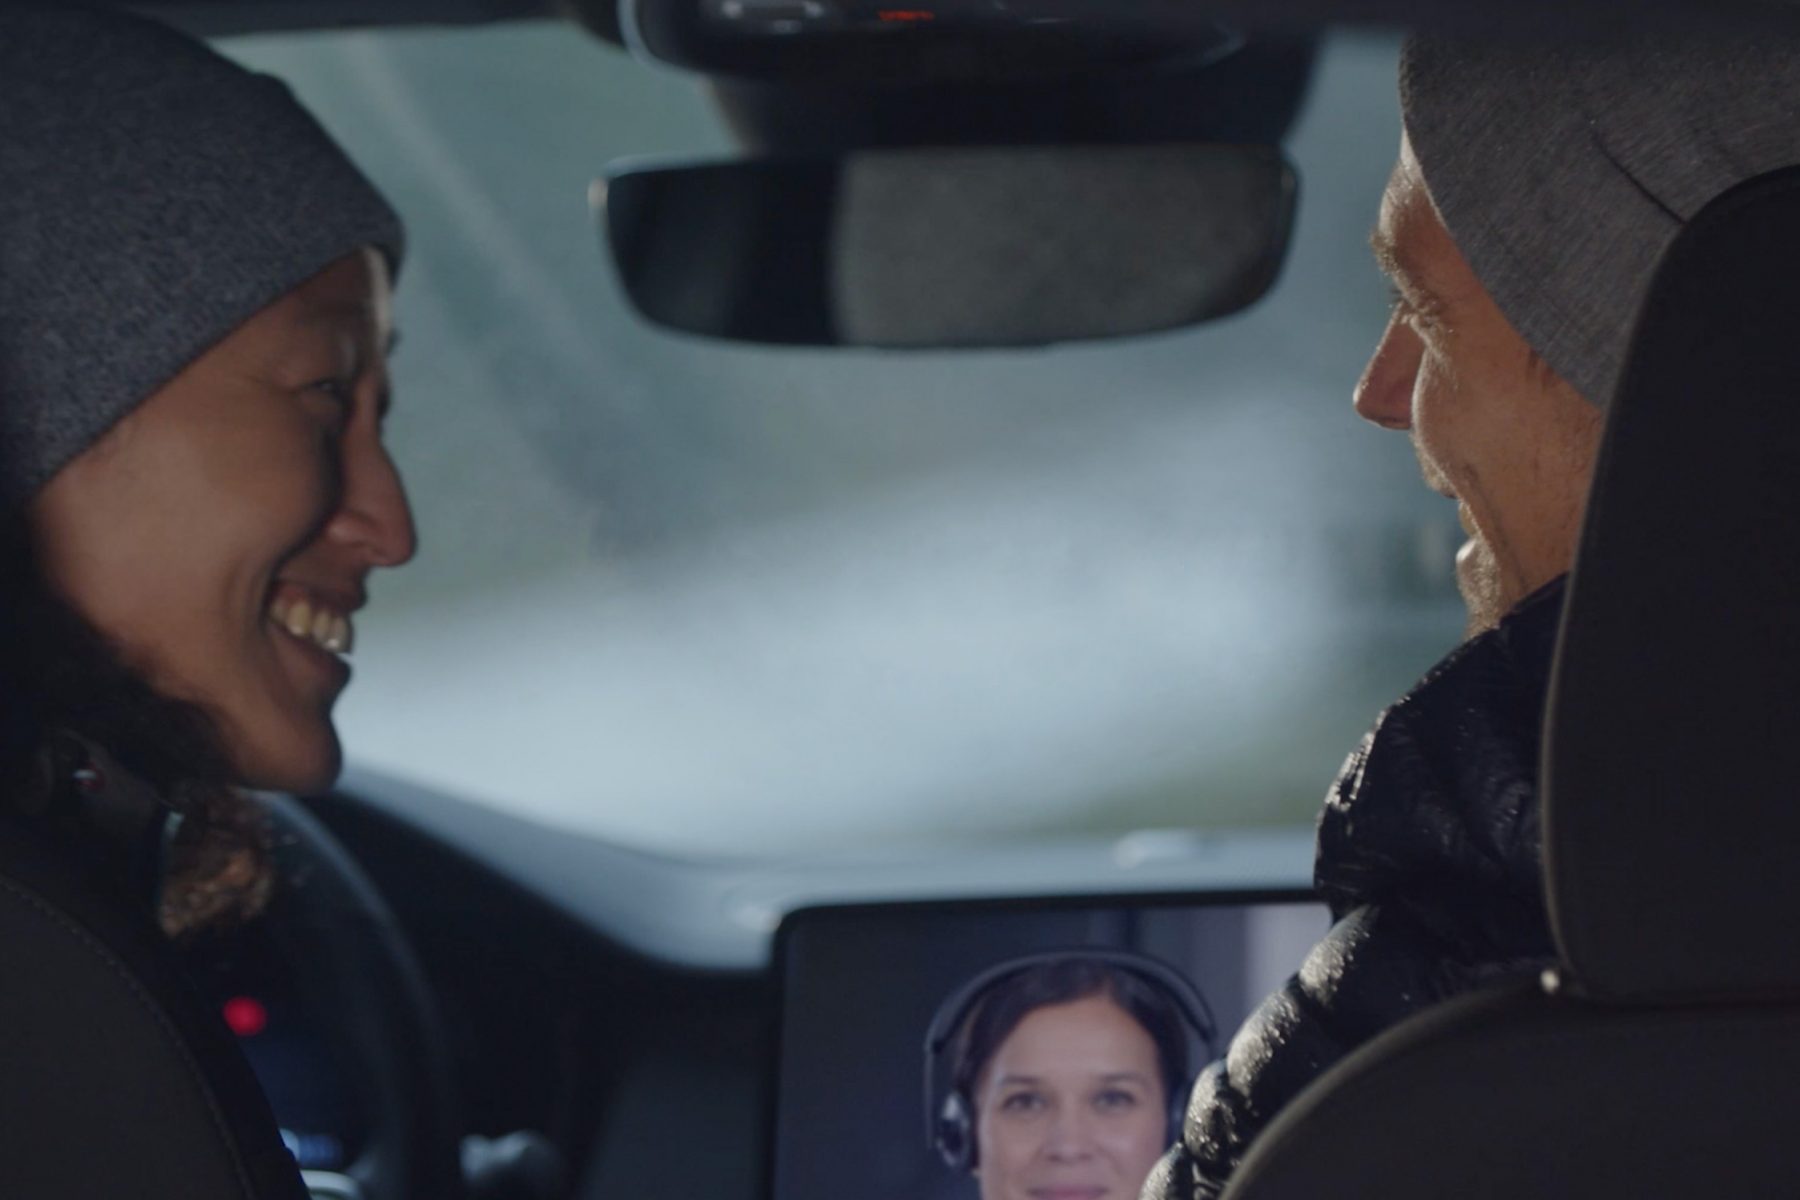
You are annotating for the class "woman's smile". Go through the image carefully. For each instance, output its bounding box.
[267,596,354,689]
[268,583,360,658]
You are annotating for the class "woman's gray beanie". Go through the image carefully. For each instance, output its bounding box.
[0,4,404,505]
[1399,27,1800,410]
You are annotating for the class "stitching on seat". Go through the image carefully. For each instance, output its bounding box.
[0,872,263,1199]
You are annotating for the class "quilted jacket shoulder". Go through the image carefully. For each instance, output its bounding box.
[1144,577,1567,1200]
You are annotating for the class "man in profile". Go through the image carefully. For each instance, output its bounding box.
[1145,27,1800,1199]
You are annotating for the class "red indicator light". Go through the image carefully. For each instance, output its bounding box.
[878,9,935,20]
[222,996,268,1038]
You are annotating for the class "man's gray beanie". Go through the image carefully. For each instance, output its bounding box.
[1400,27,1800,409]
[0,4,404,505]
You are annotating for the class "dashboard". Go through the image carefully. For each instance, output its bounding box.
[183,926,366,1175]
[298,773,1320,1200]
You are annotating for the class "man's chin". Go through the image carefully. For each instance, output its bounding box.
[1455,539,1506,638]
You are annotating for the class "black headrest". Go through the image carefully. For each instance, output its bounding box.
[1543,166,1800,1002]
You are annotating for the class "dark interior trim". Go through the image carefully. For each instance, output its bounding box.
[119,0,563,38]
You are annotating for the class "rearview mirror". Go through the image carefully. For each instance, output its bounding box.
[598,144,1296,348]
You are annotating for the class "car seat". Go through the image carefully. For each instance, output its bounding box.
[1217,163,1800,1199]
[0,806,311,1198]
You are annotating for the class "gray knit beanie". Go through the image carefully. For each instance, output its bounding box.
[0,4,404,505]
[1399,26,1800,409]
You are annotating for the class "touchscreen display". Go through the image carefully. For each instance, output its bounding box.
[772,894,1329,1200]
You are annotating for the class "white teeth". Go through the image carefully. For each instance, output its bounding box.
[286,600,313,639]
[268,594,354,656]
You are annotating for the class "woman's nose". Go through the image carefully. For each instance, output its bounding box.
[1353,313,1421,431]
[1042,1111,1097,1161]
[329,433,418,568]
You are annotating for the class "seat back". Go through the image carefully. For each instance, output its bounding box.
[0,813,308,1199]
[1218,164,1800,1199]
[1221,981,1800,1199]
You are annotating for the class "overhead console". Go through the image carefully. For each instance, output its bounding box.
[578,0,1790,82]
[603,0,1242,83]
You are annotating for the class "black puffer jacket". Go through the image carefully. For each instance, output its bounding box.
[1144,577,1566,1200]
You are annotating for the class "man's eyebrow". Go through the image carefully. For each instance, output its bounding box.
[1369,226,1448,315]
[1369,225,1403,278]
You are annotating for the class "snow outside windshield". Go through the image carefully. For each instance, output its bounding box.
[221,25,1459,857]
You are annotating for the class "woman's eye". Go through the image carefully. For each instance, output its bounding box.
[308,378,353,404]
[1094,1088,1139,1112]
[302,378,355,429]
[999,1091,1045,1115]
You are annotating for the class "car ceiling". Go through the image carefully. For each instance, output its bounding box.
[123,0,1789,40]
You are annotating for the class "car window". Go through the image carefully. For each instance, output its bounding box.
[221,22,1458,857]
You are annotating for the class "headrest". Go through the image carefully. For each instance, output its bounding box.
[1543,166,1800,1002]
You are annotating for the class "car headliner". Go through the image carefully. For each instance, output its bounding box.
[125,0,1775,39]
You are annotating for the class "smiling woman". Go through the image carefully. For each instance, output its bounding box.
[932,956,1200,1200]
[30,251,415,799]
[975,998,1169,1200]
[0,5,410,940]
[0,9,420,1195]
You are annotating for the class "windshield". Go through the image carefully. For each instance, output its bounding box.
[220,22,1454,858]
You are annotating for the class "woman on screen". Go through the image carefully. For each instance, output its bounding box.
[927,953,1206,1200]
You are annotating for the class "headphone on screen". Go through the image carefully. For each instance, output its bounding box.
[922,948,1217,1173]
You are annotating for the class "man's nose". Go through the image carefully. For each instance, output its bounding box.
[327,432,418,568]
[1353,313,1421,431]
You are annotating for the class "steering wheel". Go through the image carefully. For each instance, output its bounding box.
[184,795,464,1200]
